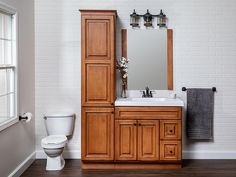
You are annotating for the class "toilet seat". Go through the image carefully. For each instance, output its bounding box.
[42,135,67,149]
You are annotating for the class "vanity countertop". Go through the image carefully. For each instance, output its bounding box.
[115,97,184,107]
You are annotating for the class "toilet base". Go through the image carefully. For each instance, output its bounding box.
[46,155,65,171]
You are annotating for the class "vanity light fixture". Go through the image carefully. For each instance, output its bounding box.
[143,9,153,27]
[157,9,167,28]
[130,9,167,28]
[130,9,140,27]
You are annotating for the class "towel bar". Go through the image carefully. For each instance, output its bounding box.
[182,87,216,92]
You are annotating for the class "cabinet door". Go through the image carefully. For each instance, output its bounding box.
[115,120,137,161]
[82,15,115,62]
[82,63,113,106]
[82,107,114,161]
[138,120,159,161]
[81,14,116,107]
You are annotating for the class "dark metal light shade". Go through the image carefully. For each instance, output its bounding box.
[143,9,153,27]
[130,9,140,27]
[157,9,167,28]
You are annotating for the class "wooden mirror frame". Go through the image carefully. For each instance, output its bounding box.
[121,29,173,90]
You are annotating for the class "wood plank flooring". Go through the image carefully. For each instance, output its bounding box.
[21,160,236,177]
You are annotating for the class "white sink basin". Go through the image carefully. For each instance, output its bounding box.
[115,97,184,107]
[130,97,170,102]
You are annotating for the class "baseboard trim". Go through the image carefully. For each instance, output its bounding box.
[36,150,81,159]
[183,150,236,159]
[8,151,35,177]
[36,150,236,159]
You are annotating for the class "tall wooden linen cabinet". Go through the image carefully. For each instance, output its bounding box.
[80,10,116,162]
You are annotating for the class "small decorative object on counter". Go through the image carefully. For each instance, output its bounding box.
[116,57,129,98]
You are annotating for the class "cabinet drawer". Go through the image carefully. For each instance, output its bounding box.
[115,107,182,120]
[160,141,181,161]
[160,120,181,140]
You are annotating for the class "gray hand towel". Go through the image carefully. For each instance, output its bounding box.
[187,88,214,140]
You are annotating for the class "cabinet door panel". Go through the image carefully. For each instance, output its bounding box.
[82,15,115,62]
[82,108,114,161]
[115,120,137,161]
[86,20,110,58]
[82,63,113,106]
[138,120,159,161]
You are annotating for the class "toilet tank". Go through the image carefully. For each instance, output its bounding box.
[44,114,75,136]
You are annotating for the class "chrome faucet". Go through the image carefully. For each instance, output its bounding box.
[142,86,153,98]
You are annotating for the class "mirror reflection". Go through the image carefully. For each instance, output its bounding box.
[126,29,168,90]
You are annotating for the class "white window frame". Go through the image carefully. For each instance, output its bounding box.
[0,2,18,132]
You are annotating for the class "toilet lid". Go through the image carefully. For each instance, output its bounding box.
[42,135,67,145]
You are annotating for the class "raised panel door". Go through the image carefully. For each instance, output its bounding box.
[82,63,113,106]
[82,15,115,62]
[82,107,114,161]
[86,19,110,59]
[115,120,137,161]
[138,120,159,161]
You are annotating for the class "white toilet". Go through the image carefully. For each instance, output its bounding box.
[41,114,75,171]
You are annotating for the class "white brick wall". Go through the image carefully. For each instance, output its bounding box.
[35,0,236,159]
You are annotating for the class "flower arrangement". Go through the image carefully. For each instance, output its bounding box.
[116,57,129,97]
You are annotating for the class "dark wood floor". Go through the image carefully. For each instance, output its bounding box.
[21,160,236,177]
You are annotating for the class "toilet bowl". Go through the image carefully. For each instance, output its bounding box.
[41,135,68,170]
[41,114,75,171]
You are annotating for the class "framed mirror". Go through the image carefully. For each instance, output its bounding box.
[122,29,173,90]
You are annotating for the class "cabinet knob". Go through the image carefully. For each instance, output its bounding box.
[138,123,141,126]
[111,103,114,106]
[133,123,137,126]
[111,111,114,114]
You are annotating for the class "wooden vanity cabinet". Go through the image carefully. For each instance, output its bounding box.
[115,106,182,165]
[82,105,182,169]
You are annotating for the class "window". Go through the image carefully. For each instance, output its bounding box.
[0,5,17,129]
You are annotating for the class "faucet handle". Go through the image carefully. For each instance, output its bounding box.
[150,91,153,97]
[142,91,146,97]
[140,90,146,97]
